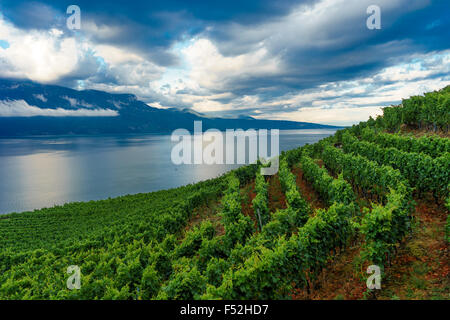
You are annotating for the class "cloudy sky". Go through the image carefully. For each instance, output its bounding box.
[0,0,448,125]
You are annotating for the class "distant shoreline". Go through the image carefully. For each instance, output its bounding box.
[0,127,345,139]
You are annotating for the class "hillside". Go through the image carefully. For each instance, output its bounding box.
[0,79,340,136]
[0,86,448,300]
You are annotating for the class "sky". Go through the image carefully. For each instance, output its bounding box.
[0,0,449,125]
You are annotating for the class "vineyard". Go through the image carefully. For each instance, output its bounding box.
[0,86,449,300]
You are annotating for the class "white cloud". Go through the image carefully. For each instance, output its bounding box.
[143,48,450,124]
[259,106,384,126]
[61,96,97,108]
[0,16,163,88]
[246,49,450,125]
[0,100,118,117]
[33,94,47,102]
[0,17,84,82]
[147,102,167,109]
[62,96,77,107]
[182,38,281,91]
[375,51,450,82]
[94,44,143,65]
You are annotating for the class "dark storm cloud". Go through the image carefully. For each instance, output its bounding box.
[2,0,447,76]
[0,0,448,122]
[0,1,64,29]
[0,0,308,66]
[200,0,450,96]
[1,0,307,26]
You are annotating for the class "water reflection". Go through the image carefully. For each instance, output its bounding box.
[0,130,336,214]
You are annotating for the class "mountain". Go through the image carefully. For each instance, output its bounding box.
[0,79,341,136]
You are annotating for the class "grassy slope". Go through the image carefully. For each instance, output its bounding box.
[0,181,222,252]
[290,127,449,300]
[1,129,448,300]
[290,195,448,300]
[0,86,448,299]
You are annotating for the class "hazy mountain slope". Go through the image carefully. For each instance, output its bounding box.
[0,79,340,136]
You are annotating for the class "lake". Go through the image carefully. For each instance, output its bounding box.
[0,129,337,214]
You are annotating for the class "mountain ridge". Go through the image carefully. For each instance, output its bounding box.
[0,79,342,136]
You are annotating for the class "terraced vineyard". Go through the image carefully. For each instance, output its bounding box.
[0,86,449,299]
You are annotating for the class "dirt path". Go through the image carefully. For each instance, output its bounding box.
[267,174,287,213]
[291,164,326,210]
[240,181,259,231]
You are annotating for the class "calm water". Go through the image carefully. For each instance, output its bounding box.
[0,129,336,214]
